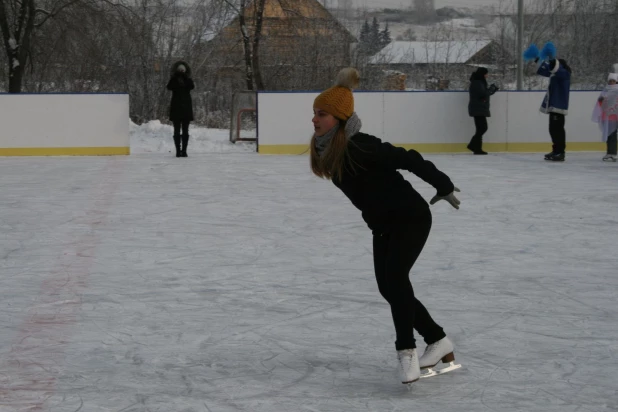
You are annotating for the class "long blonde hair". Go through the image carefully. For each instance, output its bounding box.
[310,120,351,182]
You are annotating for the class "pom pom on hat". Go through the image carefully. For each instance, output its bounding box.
[313,68,360,121]
[335,68,360,90]
[523,44,540,61]
[540,42,557,61]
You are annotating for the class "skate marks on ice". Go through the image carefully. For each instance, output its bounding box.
[0,153,616,411]
[0,157,125,411]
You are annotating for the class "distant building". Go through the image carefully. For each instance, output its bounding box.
[203,0,356,92]
[367,40,513,89]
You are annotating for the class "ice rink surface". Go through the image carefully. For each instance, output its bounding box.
[0,151,616,411]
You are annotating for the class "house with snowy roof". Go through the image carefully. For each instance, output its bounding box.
[367,40,512,90]
[368,40,501,67]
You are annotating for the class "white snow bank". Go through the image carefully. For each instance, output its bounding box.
[130,120,256,154]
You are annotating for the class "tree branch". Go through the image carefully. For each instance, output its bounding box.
[35,0,83,28]
[220,0,240,15]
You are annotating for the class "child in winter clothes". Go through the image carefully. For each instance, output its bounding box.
[536,58,572,161]
[467,67,499,155]
[310,68,461,385]
[592,72,618,162]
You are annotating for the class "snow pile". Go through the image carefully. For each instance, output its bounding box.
[130,120,256,154]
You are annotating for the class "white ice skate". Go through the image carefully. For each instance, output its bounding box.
[397,348,420,385]
[418,337,462,379]
[602,154,617,162]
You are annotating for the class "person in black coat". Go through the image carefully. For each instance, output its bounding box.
[167,61,195,157]
[467,67,498,155]
[310,68,461,385]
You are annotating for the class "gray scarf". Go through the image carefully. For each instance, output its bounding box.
[314,112,362,156]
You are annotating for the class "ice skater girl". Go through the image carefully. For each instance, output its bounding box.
[310,68,461,384]
[592,70,618,162]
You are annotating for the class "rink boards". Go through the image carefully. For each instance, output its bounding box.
[0,94,130,156]
[257,91,605,155]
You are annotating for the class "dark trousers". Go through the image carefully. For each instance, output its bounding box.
[173,120,190,137]
[372,209,446,351]
[607,130,617,155]
[172,120,191,154]
[549,113,566,154]
[469,116,488,150]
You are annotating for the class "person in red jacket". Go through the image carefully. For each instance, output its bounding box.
[310,68,461,385]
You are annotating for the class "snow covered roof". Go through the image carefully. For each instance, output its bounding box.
[368,40,492,65]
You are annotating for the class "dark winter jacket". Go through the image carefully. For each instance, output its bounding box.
[537,59,571,115]
[468,72,497,117]
[332,132,455,234]
[167,61,195,122]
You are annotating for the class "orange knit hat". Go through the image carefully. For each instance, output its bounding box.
[313,68,360,121]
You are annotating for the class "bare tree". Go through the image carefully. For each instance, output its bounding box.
[222,0,266,91]
[0,0,94,93]
[0,0,35,92]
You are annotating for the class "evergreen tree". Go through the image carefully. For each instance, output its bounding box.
[370,17,381,52]
[380,22,392,48]
[359,19,371,47]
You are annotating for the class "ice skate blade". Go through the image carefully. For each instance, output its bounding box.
[419,361,462,379]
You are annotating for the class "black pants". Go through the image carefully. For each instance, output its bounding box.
[607,130,617,155]
[173,120,190,137]
[549,113,566,154]
[372,209,446,351]
[469,116,488,150]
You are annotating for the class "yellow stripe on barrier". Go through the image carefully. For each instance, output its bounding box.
[259,145,312,155]
[259,142,606,155]
[0,147,130,156]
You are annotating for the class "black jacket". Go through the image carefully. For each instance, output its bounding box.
[332,132,454,234]
[167,61,195,122]
[468,74,497,117]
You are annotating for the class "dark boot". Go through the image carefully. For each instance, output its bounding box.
[181,135,189,157]
[545,152,565,162]
[173,135,181,157]
[467,136,487,155]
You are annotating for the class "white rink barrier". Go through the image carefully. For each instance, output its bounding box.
[257,91,604,154]
[0,93,130,156]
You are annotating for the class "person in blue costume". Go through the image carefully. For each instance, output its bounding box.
[536,57,572,162]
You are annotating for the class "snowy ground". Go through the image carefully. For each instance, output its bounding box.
[130,120,256,154]
[0,143,617,411]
